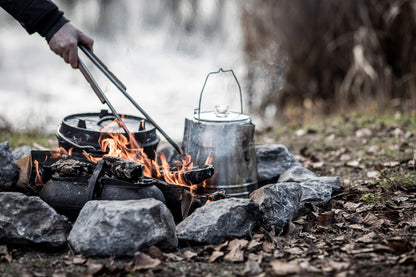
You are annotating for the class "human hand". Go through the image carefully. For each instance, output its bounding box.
[48,22,94,69]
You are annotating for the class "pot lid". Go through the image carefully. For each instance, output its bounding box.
[194,105,251,123]
[62,110,154,133]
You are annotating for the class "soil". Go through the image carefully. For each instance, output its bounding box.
[1,114,415,277]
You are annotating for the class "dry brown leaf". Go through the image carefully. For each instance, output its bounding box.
[388,240,413,254]
[214,240,229,251]
[0,245,12,262]
[311,162,324,169]
[183,250,198,261]
[224,239,248,263]
[247,239,262,251]
[318,211,335,226]
[87,263,105,275]
[224,247,245,263]
[366,145,380,155]
[356,128,372,138]
[209,251,224,263]
[367,171,380,178]
[147,245,166,261]
[262,241,275,253]
[224,249,244,263]
[362,212,384,228]
[242,260,262,276]
[356,232,377,243]
[343,202,361,212]
[270,260,301,275]
[349,224,366,230]
[333,235,346,242]
[285,247,304,255]
[286,221,299,236]
[346,160,364,169]
[248,253,264,262]
[356,204,375,213]
[326,259,350,271]
[131,252,161,271]
[72,255,86,265]
[382,161,400,167]
[228,239,249,251]
[340,243,355,254]
[292,216,308,225]
[164,253,184,262]
[253,233,265,240]
[400,217,416,228]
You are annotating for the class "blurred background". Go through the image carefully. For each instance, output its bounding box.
[0,0,415,140]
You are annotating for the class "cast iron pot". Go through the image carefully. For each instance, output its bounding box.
[56,110,160,160]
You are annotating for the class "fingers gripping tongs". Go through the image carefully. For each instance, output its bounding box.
[77,44,183,156]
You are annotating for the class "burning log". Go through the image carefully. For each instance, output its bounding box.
[51,158,95,177]
[102,156,144,183]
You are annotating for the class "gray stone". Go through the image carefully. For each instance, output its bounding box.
[278,166,342,214]
[278,166,317,182]
[256,144,302,186]
[68,199,177,256]
[12,145,33,161]
[176,198,259,245]
[0,192,70,247]
[250,182,302,231]
[279,166,342,191]
[299,179,340,207]
[0,141,20,186]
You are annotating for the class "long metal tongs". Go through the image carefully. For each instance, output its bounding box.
[77,44,183,156]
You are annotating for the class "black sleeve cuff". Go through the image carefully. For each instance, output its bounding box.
[44,16,69,42]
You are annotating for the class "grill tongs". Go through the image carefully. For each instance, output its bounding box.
[77,44,183,156]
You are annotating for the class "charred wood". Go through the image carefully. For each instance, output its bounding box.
[102,156,144,183]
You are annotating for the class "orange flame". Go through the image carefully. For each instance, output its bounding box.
[81,118,204,191]
[33,160,43,186]
[33,118,212,195]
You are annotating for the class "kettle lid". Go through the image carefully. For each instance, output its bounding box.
[194,105,251,123]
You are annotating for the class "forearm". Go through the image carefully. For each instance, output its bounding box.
[0,0,68,41]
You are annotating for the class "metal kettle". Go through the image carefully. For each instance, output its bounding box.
[182,68,258,197]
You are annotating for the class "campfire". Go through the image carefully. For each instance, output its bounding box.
[29,112,220,221]
[29,67,260,222]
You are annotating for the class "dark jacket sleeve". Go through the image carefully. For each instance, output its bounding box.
[0,0,69,41]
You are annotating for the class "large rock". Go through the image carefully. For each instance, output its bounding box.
[278,166,317,182]
[256,144,302,186]
[278,166,342,214]
[0,192,70,247]
[0,141,20,187]
[279,166,342,190]
[299,180,339,207]
[12,145,33,161]
[249,182,302,231]
[68,199,177,256]
[176,198,259,244]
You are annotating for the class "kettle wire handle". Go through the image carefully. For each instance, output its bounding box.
[197,68,243,123]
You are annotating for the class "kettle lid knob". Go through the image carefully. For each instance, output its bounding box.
[215,104,229,118]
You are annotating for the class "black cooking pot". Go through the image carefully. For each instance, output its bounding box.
[56,110,160,160]
[40,176,166,219]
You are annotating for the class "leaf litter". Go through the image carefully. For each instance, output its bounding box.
[1,115,416,276]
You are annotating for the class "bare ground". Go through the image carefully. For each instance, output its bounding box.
[1,113,416,277]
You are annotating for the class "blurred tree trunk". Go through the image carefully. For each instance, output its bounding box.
[241,0,416,122]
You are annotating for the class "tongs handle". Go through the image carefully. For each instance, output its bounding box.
[77,44,183,157]
[78,58,106,104]
[78,57,130,137]
[79,44,127,91]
